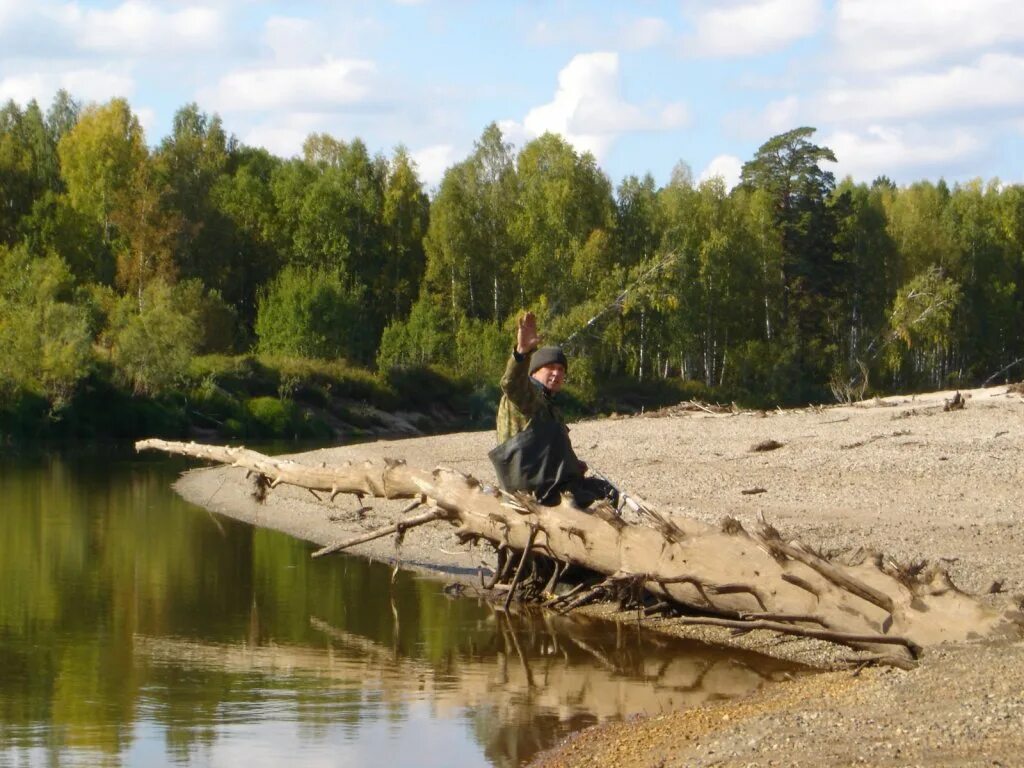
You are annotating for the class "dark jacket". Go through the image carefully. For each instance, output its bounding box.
[489,349,583,499]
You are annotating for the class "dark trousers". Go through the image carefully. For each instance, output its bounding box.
[541,475,619,509]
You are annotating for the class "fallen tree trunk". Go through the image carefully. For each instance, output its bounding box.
[137,439,1023,664]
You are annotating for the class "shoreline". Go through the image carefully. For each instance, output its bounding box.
[171,385,1024,766]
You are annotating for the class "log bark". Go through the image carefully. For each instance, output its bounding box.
[137,439,1023,663]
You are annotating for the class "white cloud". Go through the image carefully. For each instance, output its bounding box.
[0,69,134,105]
[687,0,824,57]
[835,0,1024,72]
[242,123,309,160]
[261,11,383,64]
[761,95,801,132]
[528,17,602,48]
[134,106,157,139]
[512,52,690,159]
[264,16,327,65]
[496,119,529,150]
[69,1,225,56]
[824,125,981,181]
[698,154,743,190]
[528,13,673,51]
[410,144,457,188]
[821,53,1024,122]
[0,1,226,58]
[621,17,672,50]
[235,109,337,159]
[722,95,802,141]
[0,2,69,56]
[203,59,379,112]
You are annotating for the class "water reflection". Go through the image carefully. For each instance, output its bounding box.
[0,450,799,767]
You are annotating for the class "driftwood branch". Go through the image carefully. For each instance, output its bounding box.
[312,508,446,558]
[665,615,921,657]
[761,537,895,614]
[503,525,539,611]
[137,439,1023,664]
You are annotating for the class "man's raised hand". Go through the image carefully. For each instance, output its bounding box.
[516,312,541,355]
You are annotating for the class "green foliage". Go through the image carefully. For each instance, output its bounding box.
[173,279,238,353]
[261,355,391,404]
[186,353,392,407]
[189,373,244,428]
[0,98,63,245]
[153,104,238,306]
[181,355,392,438]
[454,316,508,382]
[255,265,369,361]
[381,146,430,320]
[382,365,471,413]
[721,340,778,406]
[274,136,415,346]
[883,266,961,387]
[20,191,111,283]
[0,246,94,409]
[208,146,282,332]
[57,99,148,236]
[422,124,518,324]
[107,280,199,395]
[376,296,452,370]
[614,173,661,267]
[512,133,615,310]
[8,92,1024,440]
[244,396,299,437]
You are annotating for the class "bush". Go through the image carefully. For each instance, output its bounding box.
[107,279,199,395]
[244,396,299,437]
[174,279,239,354]
[189,375,244,427]
[0,247,94,409]
[240,396,330,439]
[256,265,371,361]
[63,373,190,439]
[384,365,470,412]
[267,355,389,404]
[454,317,507,382]
[187,355,276,396]
[186,353,401,415]
[376,296,451,370]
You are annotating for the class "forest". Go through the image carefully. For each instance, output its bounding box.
[2,91,1023,439]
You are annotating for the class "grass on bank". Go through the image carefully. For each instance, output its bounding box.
[0,353,735,444]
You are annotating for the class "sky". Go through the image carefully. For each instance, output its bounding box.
[1,0,1022,192]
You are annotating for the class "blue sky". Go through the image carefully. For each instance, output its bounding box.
[2,0,1023,191]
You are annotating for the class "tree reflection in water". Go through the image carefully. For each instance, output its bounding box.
[136,609,796,767]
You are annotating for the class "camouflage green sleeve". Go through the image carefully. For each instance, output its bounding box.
[500,349,542,418]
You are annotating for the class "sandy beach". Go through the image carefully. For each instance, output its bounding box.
[170,385,1024,767]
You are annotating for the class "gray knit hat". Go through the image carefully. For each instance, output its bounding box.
[529,346,568,374]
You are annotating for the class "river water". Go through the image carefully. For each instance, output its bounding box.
[0,448,797,767]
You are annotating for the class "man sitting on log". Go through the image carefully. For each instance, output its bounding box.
[489,311,617,509]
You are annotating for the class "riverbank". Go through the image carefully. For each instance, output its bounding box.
[1,355,474,443]
[171,384,1024,766]
[3,353,715,444]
